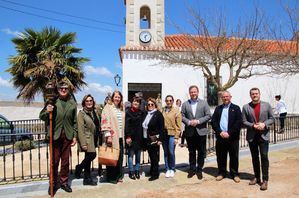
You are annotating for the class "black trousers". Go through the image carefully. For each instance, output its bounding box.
[279,112,287,129]
[248,135,269,181]
[106,138,124,184]
[147,144,160,177]
[186,132,206,172]
[216,138,239,177]
[78,152,96,178]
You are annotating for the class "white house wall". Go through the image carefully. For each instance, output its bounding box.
[122,52,205,103]
[122,52,299,113]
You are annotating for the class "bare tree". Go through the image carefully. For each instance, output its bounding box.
[158,7,290,103]
[268,4,299,75]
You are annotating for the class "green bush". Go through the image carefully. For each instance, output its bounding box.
[14,140,36,151]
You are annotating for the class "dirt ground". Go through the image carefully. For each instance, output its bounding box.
[27,146,299,198]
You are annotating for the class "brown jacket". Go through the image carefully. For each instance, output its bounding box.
[162,106,182,139]
[77,109,100,152]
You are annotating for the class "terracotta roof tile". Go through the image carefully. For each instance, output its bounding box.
[119,34,298,61]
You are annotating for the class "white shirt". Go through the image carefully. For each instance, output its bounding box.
[190,99,198,117]
[275,100,287,114]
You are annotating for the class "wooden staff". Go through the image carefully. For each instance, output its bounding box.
[49,111,54,197]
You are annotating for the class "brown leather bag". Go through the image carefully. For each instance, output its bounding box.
[98,146,120,167]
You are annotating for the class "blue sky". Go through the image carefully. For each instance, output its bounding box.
[0,0,297,103]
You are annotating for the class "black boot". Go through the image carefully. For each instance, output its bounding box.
[83,177,97,186]
[129,171,136,180]
[135,171,140,179]
[75,165,82,179]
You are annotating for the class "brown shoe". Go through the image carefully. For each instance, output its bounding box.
[216,175,224,181]
[249,178,261,185]
[187,170,196,178]
[233,176,241,183]
[260,181,268,191]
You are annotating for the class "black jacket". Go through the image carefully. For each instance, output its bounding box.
[146,110,164,140]
[125,108,146,150]
[211,103,242,140]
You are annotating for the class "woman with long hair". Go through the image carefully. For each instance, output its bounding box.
[101,90,125,184]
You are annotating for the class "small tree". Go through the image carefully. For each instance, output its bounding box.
[6,27,89,102]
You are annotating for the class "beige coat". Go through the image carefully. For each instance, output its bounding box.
[162,106,182,139]
[101,104,125,150]
[77,109,98,152]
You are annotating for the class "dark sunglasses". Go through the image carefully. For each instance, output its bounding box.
[147,103,155,107]
[59,87,68,91]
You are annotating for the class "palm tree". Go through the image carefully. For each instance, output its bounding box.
[6,27,89,102]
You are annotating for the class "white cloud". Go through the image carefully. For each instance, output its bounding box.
[85,65,114,77]
[85,83,113,95]
[1,28,22,37]
[0,76,12,88]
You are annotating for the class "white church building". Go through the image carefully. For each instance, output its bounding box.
[119,0,299,113]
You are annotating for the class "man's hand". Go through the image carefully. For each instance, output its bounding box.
[254,123,266,131]
[71,138,77,146]
[46,104,54,113]
[190,119,199,127]
[220,131,229,139]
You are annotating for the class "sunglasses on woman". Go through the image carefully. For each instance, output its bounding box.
[147,103,155,107]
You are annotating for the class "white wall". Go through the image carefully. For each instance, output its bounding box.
[122,53,205,104]
[122,52,299,113]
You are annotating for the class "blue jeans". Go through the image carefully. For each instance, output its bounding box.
[162,135,176,171]
[128,148,141,172]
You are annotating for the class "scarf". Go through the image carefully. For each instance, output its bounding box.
[142,109,157,138]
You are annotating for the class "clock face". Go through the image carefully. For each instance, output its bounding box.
[139,31,152,43]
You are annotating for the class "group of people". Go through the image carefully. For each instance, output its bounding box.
[40,82,277,195]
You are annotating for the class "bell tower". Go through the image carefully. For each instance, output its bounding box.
[124,0,165,46]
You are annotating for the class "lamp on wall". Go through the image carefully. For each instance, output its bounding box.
[114,74,121,87]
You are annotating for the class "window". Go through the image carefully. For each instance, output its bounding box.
[140,6,151,29]
[207,79,218,106]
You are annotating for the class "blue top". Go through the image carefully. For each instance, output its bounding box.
[220,103,231,132]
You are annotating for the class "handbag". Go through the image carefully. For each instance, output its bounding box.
[98,146,120,167]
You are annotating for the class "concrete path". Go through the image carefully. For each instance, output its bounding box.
[0,140,298,198]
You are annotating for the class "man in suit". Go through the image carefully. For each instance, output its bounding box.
[242,87,274,191]
[211,91,242,183]
[40,81,78,195]
[181,85,211,179]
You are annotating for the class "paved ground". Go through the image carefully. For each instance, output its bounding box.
[0,141,298,198]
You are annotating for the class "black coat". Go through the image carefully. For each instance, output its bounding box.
[146,110,165,140]
[211,103,242,140]
[125,108,146,150]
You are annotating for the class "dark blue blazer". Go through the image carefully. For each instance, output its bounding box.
[211,103,242,140]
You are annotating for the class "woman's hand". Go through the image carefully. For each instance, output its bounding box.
[81,145,88,151]
[106,136,112,147]
[149,135,157,142]
[174,138,178,145]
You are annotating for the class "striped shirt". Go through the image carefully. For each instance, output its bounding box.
[113,105,123,138]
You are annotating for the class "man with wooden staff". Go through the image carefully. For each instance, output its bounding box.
[40,81,78,195]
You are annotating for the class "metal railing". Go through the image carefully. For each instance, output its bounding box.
[0,116,299,184]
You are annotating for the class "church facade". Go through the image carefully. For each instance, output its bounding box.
[120,0,299,113]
